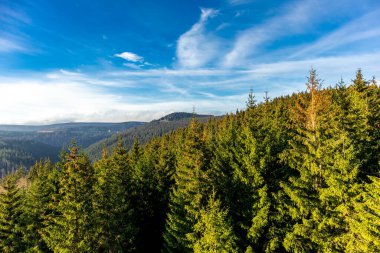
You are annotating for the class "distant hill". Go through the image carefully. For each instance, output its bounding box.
[0,122,144,148]
[0,121,144,176]
[0,114,216,176]
[157,112,212,121]
[0,139,60,178]
[85,113,214,161]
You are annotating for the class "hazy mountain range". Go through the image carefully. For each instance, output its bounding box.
[0,112,213,177]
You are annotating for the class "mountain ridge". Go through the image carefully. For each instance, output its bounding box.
[85,112,215,161]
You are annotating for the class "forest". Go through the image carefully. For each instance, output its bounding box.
[0,69,379,252]
[0,122,143,177]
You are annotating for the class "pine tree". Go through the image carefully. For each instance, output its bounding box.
[240,107,270,252]
[163,118,211,252]
[0,174,26,252]
[209,114,248,250]
[347,175,380,252]
[24,160,56,252]
[92,142,137,252]
[352,68,368,92]
[246,88,257,110]
[132,138,168,251]
[43,146,96,252]
[192,193,238,253]
[280,69,331,252]
[366,76,380,176]
[281,69,362,252]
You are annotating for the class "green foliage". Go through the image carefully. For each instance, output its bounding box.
[0,70,379,253]
[92,142,137,252]
[0,174,26,252]
[86,113,214,161]
[0,122,143,174]
[192,193,238,253]
[43,146,96,252]
[24,160,56,252]
[347,175,380,252]
[163,119,212,252]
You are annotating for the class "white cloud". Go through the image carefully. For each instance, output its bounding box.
[0,75,240,124]
[1,50,379,124]
[0,35,27,53]
[46,69,126,87]
[290,8,380,58]
[176,8,220,68]
[0,6,30,24]
[222,0,339,67]
[0,5,32,54]
[115,51,144,62]
[248,53,380,77]
[0,78,122,124]
[123,63,142,69]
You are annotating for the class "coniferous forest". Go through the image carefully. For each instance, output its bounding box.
[1,69,380,252]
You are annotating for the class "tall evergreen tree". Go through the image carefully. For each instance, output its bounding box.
[347,175,380,252]
[43,146,96,252]
[24,160,56,252]
[281,69,362,252]
[192,193,238,253]
[132,138,170,251]
[92,142,137,252]
[246,88,257,110]
[280,69,332,252]
[163,118,211,252]
[0,174,26,252]
[352,68,368,92]
[209,114,248,250]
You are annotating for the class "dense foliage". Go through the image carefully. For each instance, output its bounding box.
[0,70,379,252]
[0,122,143,176]
[0,139,60,178]
[85,113,214,161]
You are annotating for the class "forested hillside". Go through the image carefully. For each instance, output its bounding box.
[0,121,144,148]
[1,69,379,252]
[0,140,60,178]
[85,112,214,161]
[0,122,143,176]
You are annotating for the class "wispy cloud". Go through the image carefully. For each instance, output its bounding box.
[0,5,30,24]
[115,51,144,62]
[0,5,32,53]
[1,50,379,124]
[0,35,26,53]
[45,69,128,87]
[1,0,379,124]
[290,8,380,58]
[176,8,220,68]
[223,0,323,67]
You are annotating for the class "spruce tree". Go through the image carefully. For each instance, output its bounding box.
[132,138,167,251]
[163,118,211,252]
[347,175,380,252]
[92,142,137,252]
[281,69,362,252]
[280,69,331,252]
[240,107,270,252]
[352,68,368,92]
[0,174,26,252]
[366,77,380,176]
[43,146,96,252]
[209,114,248,250]
[246,88,257,110]
[192,193,238,253]
[24,160,56,252]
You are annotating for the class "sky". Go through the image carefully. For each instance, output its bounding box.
[0,0,379,124]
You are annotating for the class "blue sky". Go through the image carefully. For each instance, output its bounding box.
[0,0,379,124]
